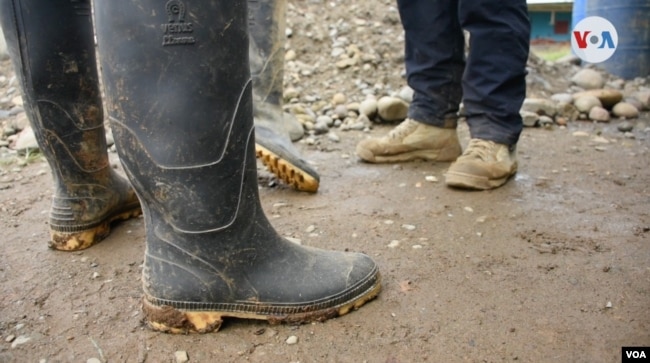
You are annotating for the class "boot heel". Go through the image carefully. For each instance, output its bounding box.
[142,298,224,334]
[49,206,142,251]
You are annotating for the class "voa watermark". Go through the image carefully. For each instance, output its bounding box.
[571,16,618,63]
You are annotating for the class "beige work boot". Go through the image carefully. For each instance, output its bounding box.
[445,139,517,190]
[356,119,461,163]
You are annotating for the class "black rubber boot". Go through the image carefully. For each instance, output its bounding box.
[93,0,380,333]
[0,0,141,251]
[249,0,321,193]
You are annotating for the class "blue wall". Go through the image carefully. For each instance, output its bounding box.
[530,11,573,42]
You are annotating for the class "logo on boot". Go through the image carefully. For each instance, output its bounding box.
[162,0,196,46]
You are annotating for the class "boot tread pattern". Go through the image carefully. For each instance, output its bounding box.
[255,144,319,193]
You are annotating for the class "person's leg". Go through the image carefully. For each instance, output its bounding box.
[92,0,380,333]
[249,0,320,193]
[356,0,463,163]
[0,0,141,250]
[445,0,530,190]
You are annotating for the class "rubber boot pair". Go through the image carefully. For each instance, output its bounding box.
[249,0,320,192]
[93,0,379,333]
[0,0,141,251]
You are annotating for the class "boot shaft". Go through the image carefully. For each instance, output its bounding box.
[94,0,257,232]
[0,0,109,178]
[248,0,286,106]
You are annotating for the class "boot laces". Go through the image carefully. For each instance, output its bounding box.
[462,139,496,161]
[387,119,418,140]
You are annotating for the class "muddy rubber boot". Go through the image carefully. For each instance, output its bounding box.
[0,0,141,251]
[248,0,320,193]
[93,0,380,334]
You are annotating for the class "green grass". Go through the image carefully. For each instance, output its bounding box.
[531,44,572,62]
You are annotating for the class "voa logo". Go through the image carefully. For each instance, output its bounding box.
[571,16,618,63]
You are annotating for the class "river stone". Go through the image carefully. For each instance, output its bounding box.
[521,98,556,116]
[574,95,602,113]
[359,98,378,118]
[550,93,573,104]
[632,91,650,110]
[588,106,610,122]
[612,102,639,118]
[556,102,579,121]
[377,96,408,123]
[572,89,623,108]
[571,69,604,90]
[520,111,539,127]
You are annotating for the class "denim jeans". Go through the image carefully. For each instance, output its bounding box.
[396,0,530,146]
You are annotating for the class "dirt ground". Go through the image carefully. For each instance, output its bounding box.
[1,1,650,362]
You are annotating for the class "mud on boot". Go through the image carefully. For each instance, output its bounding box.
[0,0,141,251]
[93,0,380,333]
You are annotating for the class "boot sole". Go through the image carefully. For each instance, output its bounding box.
[356,147,460,164]
[356,144,461,164]
[255,144,320,193]
[49,205,142,251]
[445,170,516,190]
[142,274,382,334]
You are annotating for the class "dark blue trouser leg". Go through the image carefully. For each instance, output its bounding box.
[397,0,464,129]
[460,0,530,146]
[397,0,530,145]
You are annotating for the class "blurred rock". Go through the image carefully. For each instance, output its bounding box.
[612,102,639,119]
[571,69,604,90]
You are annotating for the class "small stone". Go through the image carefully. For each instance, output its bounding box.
[425,175,438,182]
[398,86,414,103]
[538,115,554,127]
[593,136,609,144]
[286,335,299,345]
[305,225,316,233]
[333,105,348,120]
[377,96,408,122]
[91,271,101,279]
[632,91,650,110]
[623,97,643,111]
[284,87,300,100]
[87,358,101,363]
[464,207,474,213]
[588,106,610,122]
[10,126,38,151]
[285,237,302,245]
[175,350,189,363]
[611,102,639,119]
[359,98,378,119]
[605,301,612,309]
[550,93,573,104]
[617,121,634,132]
[521,98,556,116]
[555,102,579,122]
[331,93,346,106]
[387,240,400,248]
[520,111,539,127]
[327,132,340,143]
[571,69,604,90]
[572,131,590,137]
[401,224,416,231]
[11,335,30,348]
[574,95,602,113]
[5,334,15,342]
